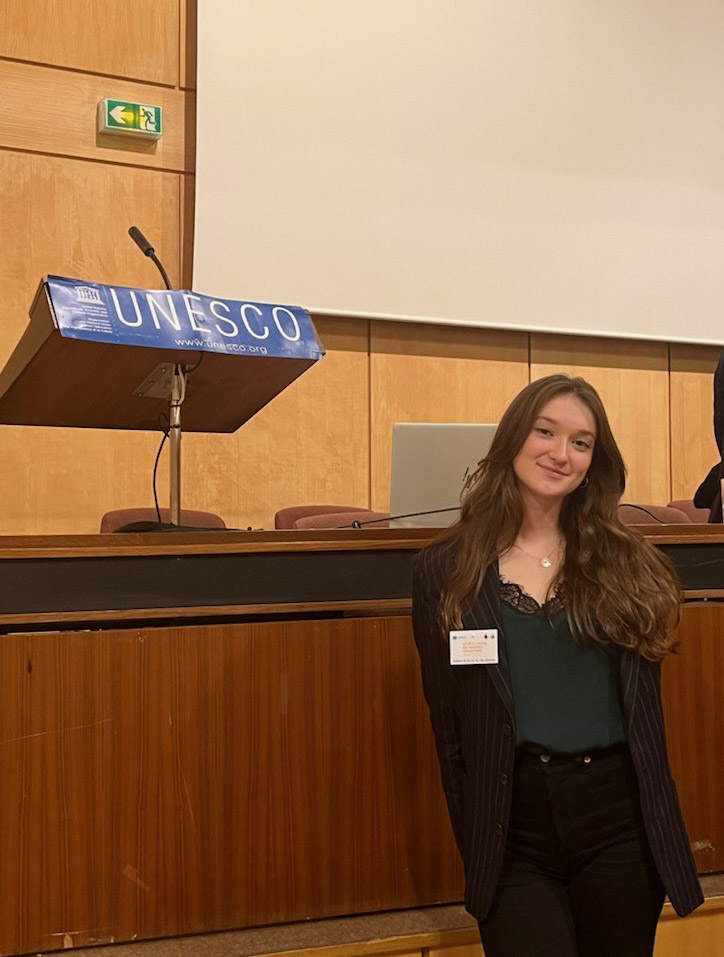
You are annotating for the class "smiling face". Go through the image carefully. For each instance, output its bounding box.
[513,393,596,506]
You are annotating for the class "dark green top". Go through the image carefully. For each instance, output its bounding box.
[500,580,627,753]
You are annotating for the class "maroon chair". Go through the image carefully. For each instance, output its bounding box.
[667,499,711,523]
[274,505,372,529]
[101,508,226,532]
[617,504,690,525]
[293,510,390,530]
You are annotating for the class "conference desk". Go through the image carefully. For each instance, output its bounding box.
[0,526,721,955]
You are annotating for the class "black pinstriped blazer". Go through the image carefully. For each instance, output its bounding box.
[411,544,704,921]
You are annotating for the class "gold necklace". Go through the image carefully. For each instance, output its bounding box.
[512,539,561,569]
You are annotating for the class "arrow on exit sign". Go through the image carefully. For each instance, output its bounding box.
[98,99,163,139]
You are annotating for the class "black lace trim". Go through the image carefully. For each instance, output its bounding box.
[499,577,565,617]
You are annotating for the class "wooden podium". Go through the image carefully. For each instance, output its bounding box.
[0,276,324,523]
[0,276,324,432]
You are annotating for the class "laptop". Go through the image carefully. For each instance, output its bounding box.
[389,422,498,528]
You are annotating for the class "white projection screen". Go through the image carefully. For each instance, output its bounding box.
[195,2,724,344]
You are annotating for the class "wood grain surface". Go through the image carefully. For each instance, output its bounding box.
[0,0,180,84]
[0,527,432,559]
[0,59,194,173]
[180,0,197,90]
[0,616,463,954]
[662,602,724,874]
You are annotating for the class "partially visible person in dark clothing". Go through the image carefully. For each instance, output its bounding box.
[694,348,724,521]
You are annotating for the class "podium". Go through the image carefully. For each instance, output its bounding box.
[0,276,325,522]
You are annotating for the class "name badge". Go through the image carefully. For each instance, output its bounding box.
[449,629,499,665]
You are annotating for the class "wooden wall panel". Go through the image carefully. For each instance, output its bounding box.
[670,344,720,503]
[180,316,370,531]
[0,60,194,173]
[530,334,670,505]
[180,0,197,90]
[180,173,195,287]
[0,150,181,534]
[0,152,180,356]
[369,321,529,513]
[0,0,179,85]
[662,603,724,875]
[429,946,482,957]
[0,616,463,954]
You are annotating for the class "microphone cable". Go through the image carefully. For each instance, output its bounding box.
[152,414,170,524]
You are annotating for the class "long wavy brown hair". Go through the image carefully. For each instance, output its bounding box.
[434,374,680,661]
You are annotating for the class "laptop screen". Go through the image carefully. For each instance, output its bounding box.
[389,422,497,528]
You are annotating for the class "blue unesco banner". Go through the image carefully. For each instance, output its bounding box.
[46,275,324,359]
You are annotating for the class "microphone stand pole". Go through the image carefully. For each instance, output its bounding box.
[129,226,189,526]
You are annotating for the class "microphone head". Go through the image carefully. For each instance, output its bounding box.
[128,225,155,257]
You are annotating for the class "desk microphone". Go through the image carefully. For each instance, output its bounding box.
[344,503,672,529]
[128,225,173,290]
[342,507,460,529]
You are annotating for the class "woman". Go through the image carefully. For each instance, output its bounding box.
[411,374,702,957]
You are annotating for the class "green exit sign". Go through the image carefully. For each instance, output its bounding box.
[98,98,163,139]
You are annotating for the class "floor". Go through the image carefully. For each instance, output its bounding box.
[54,875,724,957]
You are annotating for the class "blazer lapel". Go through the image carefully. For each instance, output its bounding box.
[463,562,515,719]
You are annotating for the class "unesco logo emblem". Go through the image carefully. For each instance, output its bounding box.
[75,286,103,305]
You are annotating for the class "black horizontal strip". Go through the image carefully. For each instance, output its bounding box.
[0,548,413,617]
[0,540,720,623]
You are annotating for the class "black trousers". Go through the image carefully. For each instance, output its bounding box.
[477,746,665,957]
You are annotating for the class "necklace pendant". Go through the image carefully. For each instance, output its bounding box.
[541,557,552,568]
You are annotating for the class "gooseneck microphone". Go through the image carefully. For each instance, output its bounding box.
[126,224,195,529]
[128,225,173,290]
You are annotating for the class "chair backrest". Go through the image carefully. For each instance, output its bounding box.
[617,504,691,525]
[101,508,226,533]
[293,510,390,530]
[667,499,711,523]
[274,505,370,529]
